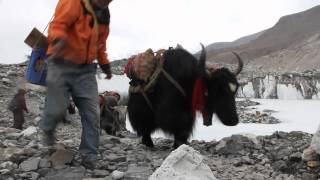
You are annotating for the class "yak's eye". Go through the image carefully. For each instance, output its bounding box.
[228,83,237,93]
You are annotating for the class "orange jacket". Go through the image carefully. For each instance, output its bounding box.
[47,0,110,65]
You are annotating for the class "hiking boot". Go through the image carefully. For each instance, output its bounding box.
[39,130,56,147]
[81,154,98,170]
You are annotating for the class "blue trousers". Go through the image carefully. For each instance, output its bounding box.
[39,59,100,155]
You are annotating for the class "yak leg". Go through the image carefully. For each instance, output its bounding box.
[137,116,154,147]
[156,99,194,149]
[142,132,154,148]
[173,112,194,149]
[173,133,189,149]
[128,93,155,147]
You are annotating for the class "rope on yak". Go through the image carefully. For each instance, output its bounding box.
[141,92,154,112]
[159,67,186,97]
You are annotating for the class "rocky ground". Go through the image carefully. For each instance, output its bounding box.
[0,63,319,180]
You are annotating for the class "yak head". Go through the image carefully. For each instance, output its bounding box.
[196,44,243,126]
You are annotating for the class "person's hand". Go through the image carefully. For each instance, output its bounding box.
[100,63,112,79]
[51,39,65,58]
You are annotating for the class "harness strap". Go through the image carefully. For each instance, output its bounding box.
[156,49,186,97]
[159,67,186,97]
[142,92,154,112]
[128,66,162,93]
[82,0,98,28]
[81,0,99,59]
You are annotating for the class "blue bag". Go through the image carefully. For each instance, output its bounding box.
[25,48,47,86]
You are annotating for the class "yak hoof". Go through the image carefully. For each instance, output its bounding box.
[142,136,154,148]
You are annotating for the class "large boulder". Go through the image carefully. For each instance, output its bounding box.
[149,144,217,180]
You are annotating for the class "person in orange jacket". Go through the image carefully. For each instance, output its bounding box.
[38,0,113,170]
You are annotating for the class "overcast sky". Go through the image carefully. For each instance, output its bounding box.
[0,0,319,64]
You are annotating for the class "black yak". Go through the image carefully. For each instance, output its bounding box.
[127,45,243,148]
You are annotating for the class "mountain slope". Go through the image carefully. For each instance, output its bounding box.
[206,30,265,51]
[206,5,320,73]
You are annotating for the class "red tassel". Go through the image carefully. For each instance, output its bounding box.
[192,78,206,117]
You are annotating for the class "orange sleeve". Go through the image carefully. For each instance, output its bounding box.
[48,0,81,43]
[97,25,110,65]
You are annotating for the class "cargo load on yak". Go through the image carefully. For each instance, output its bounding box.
[124,48,166,93]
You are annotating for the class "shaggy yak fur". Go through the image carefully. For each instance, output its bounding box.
[127,45,243,148]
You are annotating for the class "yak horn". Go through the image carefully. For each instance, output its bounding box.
[198,43,207,76]
[231,52,243,76]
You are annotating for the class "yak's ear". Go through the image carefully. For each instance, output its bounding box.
[197,43,208,77]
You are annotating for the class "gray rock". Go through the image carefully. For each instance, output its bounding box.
[49,149,75,168]
[104,154,126,162]
[18,172,40,180]
[0,161,16,170]
[93,169,109,177]
[44,167,86,180]
[0,169,11,175]
[289,152,302,162]
[124,164,153,180]
[39,158,52,168]
[272,160,287,171]
[302,173,317,180]
[216,135,257,155]
[19,157,41,172]
[111,170,125,179]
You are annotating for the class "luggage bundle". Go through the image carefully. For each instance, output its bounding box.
[24,27,48,86]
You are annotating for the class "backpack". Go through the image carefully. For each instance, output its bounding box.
[7,97,17,112]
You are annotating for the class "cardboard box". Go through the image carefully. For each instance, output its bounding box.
[24,27,48,48]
